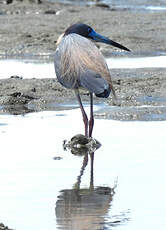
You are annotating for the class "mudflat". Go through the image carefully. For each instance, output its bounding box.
[0,0,166,121]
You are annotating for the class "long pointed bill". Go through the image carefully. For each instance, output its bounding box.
[90,31,130,52]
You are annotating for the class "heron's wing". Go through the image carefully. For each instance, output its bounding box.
[79,69,111,98]
[54,48,79,89]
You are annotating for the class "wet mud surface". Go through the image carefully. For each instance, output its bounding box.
[0,68,166,120]
[0,0,166,120]
[0,0,166,56]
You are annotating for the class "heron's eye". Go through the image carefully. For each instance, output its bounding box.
[87,27,92,33]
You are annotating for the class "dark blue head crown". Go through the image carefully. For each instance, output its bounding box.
[64,23,93,38]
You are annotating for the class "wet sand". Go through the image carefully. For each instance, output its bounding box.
[0,0,166,120]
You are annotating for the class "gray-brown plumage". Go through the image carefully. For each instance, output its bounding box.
[54,23,130,137]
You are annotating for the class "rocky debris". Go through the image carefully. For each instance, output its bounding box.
[0,223,13,230]
[63,134,101,155]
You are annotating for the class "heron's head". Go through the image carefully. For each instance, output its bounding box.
[64,23,130,52]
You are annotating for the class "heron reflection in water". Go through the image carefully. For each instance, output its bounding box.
[55,147,117,230]
[55,135,130,229]
[54,23,130,137]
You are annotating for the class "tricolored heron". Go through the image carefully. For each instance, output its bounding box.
[54,23,130,137]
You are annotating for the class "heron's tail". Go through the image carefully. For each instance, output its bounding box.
[95,88,111,98]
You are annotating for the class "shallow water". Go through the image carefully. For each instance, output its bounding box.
[0,108,166,230]
[49,0,166,11]
[107,56,166,69]
[0,55,166,79]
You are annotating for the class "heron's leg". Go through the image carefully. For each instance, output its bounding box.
[89,152,94,191]
[75,89,88,137]
[89,93,94,137]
